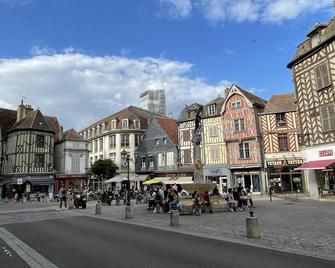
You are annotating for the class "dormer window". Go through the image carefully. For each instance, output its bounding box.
[134,119,140,129]
[38,121,43,127]
[111,120,117,129]
[102,123,106,132]
[122,119,129,129]
[311,32,321,48]
[208,104,216,115]
[276,113,286,127]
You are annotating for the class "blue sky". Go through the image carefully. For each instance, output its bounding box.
[0,0,333,129]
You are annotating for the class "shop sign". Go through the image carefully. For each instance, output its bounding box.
[267,159,303,166]
[203,167,228,176]
[319,149,333,157]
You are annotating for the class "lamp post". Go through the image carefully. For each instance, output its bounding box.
[121,149,131,206]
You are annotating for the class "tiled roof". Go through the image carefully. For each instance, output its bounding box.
[263,93,296,113]
[202,97,225,118]
[81,105,167,132]
[233,84,267,107]
[177,103,203,122]
[0,108,17,136]
[62,128,83,141]
[45,116,61,140]
[154,117,178,145]
[9,110,54,133]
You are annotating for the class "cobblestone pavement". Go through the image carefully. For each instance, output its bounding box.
[1,197,334,261]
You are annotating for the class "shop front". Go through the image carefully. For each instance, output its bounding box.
[203,165,231,194]
[297,146,335,199]
[1,174,55,201]
[55,174,88,193]
[266,159,304,193]
[230,168,262,193]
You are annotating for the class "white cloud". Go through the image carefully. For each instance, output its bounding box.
[224,48,235,55]
[158,0,332,23]
[0,52,232,130]
[0,0,33,6]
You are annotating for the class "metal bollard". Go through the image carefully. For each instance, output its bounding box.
[170,210,180,226]
[246,211,261,239]
[95,202,102,215]
[125,205,134,219]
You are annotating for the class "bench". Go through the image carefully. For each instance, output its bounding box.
[179,196,228,214]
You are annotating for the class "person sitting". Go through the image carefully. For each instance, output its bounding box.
[226,188,238,212]
[168,190,180,213]
[192,191,201,216]
[202,191,213,213]
[239,190,249,210]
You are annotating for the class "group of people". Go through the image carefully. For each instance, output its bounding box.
[147,185,181,214]
[224,184,253,212]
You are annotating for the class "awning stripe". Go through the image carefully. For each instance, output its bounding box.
[295,159,335,170]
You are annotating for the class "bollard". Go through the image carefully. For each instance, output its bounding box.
[170,210,180,226]
[246,211,261,239]
[4,197,8,203]
[125,205,133,219]
[95,202,102,215]
[68,198,74,209]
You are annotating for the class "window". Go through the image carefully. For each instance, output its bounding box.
[208,126,218,137]
[208,104,216,115]
[71,154,80,172]
[35,154,44,167]
[94,140,98,152]
[158,153,165,167]
[109,135,116,148]
[149,156,154,168]
[111,120,117,129]
[90,157,93,164]
[239,143,250,159]
[166,152,174,166]
[109,153,116,161]
[99,138,103,151]
[121,134,129,147]
[278,133,289,151]
[99,155,103,159]
[89,142,92,152]
[97,126,100,135]
[321,104,335,132]
[135,134,141,147]
[210,147,220,161]
[134,120,140,129]
[155,139,159,145]
[234,119,245,132]
[94,156,98,160]
[141,157,146,168]
[183,149,192,164]
[232,101,241,110]
[122,119,129,128]
[163,138,167,143]
[36,135,44,148]
[276,113,286,127]
[315,61,331,90]
[183,130,190,142]
[102,124,106,132]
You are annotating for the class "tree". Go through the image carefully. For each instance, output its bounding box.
[91,159,119,182]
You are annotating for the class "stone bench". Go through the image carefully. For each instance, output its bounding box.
[180,196,228,215]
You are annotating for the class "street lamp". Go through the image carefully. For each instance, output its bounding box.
[121,149,131,206]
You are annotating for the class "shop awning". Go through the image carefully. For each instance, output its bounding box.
[162,176,193,185]
[143,179,163,185]
[136,175,149,182]
[295,159,335,170]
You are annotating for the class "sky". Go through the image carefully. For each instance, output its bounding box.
[0,0,333,130]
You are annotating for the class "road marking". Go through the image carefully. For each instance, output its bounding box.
[0,227,58,268]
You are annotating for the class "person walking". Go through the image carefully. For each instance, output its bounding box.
[59,183,67,209]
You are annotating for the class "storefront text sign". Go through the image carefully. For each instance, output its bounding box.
[267,159,303,166]
[319,149,333,157]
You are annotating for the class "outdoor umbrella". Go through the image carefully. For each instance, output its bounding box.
[143,178,162,185]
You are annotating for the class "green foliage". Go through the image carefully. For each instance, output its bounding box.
[90,159,119,181]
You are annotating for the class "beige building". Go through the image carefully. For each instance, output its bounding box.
[201,97,230,193]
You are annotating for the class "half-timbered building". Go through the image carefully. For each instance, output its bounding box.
[177,103,203,178]
[201,97,230,193]
[0,101,60,200]
[287,18,335,198]
[259,93,304,193]
[221,84,267,193]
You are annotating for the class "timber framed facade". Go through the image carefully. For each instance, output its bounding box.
[288,17,335,199]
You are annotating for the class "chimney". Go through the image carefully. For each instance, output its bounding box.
[16,100,25,122]
[23,104,33,118]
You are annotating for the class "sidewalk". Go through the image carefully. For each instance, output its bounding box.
[79,198,335,261]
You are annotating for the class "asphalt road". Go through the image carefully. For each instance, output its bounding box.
[0,216,334,268]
